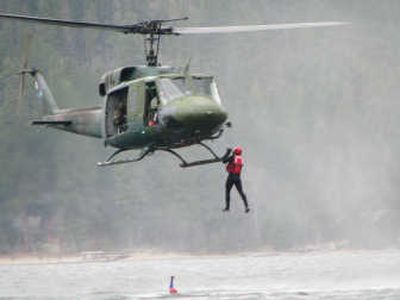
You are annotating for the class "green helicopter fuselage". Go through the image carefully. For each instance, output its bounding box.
[34,65,228,151]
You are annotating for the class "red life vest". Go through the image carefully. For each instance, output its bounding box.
[226,155,243,175]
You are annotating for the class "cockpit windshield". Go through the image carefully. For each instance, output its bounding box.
[158,76,213,103]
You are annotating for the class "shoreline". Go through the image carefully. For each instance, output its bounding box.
[1,248,400,265]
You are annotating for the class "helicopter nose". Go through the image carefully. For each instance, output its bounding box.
[161,96,227,130]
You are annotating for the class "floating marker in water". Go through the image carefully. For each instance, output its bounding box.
[169,276,178,294]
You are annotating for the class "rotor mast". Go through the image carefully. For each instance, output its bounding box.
[143,22,162,66]
[139,17,188,66]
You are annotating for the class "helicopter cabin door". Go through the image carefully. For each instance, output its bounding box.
[105,87,128,137]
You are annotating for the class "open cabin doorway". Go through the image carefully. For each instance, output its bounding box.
[105,87,128,137]
[144,81,160,127]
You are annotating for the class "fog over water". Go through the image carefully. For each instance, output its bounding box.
[1,0,400,256]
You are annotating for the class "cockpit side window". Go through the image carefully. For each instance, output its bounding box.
[158,78,185,103]
[192,77,212,96]
[158,76,214,103]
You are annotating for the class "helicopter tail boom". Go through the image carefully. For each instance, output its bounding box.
[19,68,103,138]
[31,106,103,138]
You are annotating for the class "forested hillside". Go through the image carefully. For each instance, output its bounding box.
[1,0,400,255]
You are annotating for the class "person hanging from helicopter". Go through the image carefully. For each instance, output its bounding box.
[222,146,250,213]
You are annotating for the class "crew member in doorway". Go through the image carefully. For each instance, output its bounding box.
[148,110,158,127]
[148,97,159,127]
[222,146,250,213]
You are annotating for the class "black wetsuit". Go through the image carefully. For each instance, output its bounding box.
[223,154,249,211]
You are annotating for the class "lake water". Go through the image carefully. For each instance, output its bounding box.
[1,250,400,299]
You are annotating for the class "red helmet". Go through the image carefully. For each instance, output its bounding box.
[233,146,242,155]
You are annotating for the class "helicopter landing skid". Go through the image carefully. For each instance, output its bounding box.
[160,142,225,168]
[97,148,153,167]
[97,142,227,168]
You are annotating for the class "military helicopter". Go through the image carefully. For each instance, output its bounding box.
[0,12,348,167]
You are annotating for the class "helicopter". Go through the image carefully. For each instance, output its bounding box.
[0,12,348,167]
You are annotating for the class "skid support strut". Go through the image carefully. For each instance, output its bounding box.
[97,147,153,167]
[97,143,227,168]
[160,142,223,168]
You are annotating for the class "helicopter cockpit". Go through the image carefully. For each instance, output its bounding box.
[105,75,222,137]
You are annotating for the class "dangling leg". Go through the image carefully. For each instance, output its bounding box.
[234,177,249,213]
[224,175,234,211]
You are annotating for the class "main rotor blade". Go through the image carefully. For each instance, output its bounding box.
[0,12,139,33]
[173,21,349,34]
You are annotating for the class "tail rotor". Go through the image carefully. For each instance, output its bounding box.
[17,32,33,117]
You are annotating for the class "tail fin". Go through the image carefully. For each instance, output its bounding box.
[15,32,59,115]
[29,69,59,114]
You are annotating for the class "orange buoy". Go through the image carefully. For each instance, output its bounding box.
[169,276,178,294]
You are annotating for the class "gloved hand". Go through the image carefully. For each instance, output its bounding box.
[221,148,232,161]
